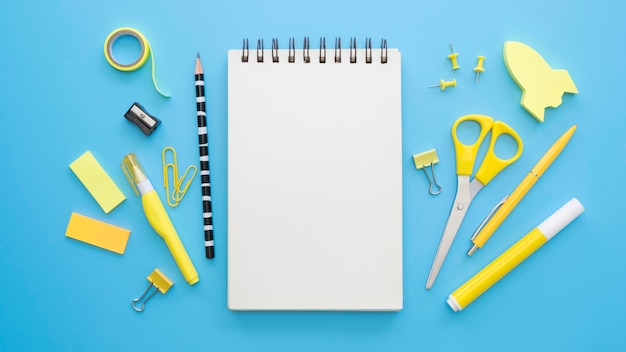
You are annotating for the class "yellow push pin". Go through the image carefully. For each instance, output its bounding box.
[447,43,460,70]
[474,55,486,83]
[131,268,174,312]
[429,79,457,91]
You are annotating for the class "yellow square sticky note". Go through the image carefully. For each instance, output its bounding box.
[69,151,125,213]
[65,212,130,254]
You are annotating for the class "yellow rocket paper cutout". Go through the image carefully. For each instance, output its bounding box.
[504,41,578,122]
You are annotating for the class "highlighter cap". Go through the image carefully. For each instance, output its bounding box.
[537,198,584,240]
[121,153,149,196]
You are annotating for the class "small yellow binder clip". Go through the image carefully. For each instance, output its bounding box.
[132,268,174,312]
[413,149,442,195]
[162,146,197,207]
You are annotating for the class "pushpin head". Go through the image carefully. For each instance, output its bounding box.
[428,79,457,91]
[474,56,486,83]
[447,43,460,70]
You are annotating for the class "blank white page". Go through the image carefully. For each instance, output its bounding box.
[227,46,403,311]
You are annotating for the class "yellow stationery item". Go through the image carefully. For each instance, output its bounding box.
[447,198,584,312]
[503,41,578,122]
[132,268,174,312]
[65,212,130,254]
[121,153,199,285]
[162,146,197,207]
[104,27,170,97]
[473,55,485,83]
[468,125,577,256]
[426,114,523,290]
[447,43,460,70]
[412,149,442,195]
[429,79,457,91]
[69,151,126,214]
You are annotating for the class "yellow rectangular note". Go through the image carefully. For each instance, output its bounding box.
[65,212,130,254]
[69,151,125,213]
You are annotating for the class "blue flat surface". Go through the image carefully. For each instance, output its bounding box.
[1,0,625,351]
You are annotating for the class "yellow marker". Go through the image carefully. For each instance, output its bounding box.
[429,79,456,91]
[104,27,170,97]
[122,153,199,285]
[468,125,577,256]
[447,43,460,70]
[69,151,126,214]
[65,212,130,254]
[448,198,584,312]
[473,55,485,83]
[132,268,174,312]
[504,41,578,122]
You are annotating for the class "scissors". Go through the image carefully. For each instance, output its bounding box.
[426,114,523,290]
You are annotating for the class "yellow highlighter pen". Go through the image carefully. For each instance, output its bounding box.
[468,125,577,256]
[122,153,199,285]
[447,198,584,312]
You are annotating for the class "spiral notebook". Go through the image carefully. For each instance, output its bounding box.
[227,38,403,311]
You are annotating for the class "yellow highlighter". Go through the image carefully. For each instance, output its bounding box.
[468,125,577,256]
[447,198,584,312]
[122,153,199,285]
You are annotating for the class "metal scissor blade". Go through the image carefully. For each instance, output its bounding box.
[426,176,472,290]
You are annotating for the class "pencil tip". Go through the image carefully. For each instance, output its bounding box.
[197,52,200,58]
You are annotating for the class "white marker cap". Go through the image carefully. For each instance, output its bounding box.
[537,198,585,240]
[446,295,462,312]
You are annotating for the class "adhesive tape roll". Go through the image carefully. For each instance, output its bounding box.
[104,27,170,97]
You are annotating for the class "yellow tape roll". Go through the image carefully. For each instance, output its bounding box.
[104,27,170,97]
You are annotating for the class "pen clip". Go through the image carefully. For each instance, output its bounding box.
[470,195,509,241]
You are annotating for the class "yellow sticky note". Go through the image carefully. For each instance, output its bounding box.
[504,41,578,122]
[70,151,125,213]
[65,212,130,254]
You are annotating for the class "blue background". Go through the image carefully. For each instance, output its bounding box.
[1,0,624,351]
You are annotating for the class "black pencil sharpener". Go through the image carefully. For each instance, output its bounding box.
[124,102,161,136]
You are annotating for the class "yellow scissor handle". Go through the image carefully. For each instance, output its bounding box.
[452,114,495,176]
[474,120,523,185]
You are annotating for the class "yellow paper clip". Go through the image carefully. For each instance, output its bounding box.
[162,146,197,207]
[413,149,442,195]
[132,268,174,312]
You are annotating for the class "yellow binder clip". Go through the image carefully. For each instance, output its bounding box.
[162,146,197,207]
[132,268,174,312]
[413,149,442,195]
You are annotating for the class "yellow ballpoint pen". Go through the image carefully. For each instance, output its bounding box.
[448,198,584,312]
[122,153,199,285]
[468,125,577,256]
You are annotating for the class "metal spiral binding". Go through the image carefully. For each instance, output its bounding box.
[350,37,357,63]
[241,37,389,64]
[303,37,310,63]
[381,39,388,64]
[242,38,249,62]
[319,37,326,63]
[288,37,295,63]
[365,38,372,64]
[256,39,264,63]
[272,38,279,63]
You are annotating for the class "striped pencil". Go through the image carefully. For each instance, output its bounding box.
[195,53,214,259]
